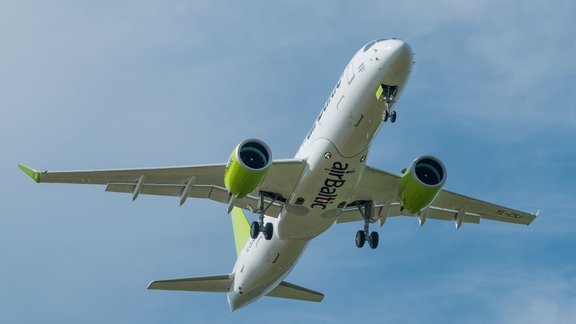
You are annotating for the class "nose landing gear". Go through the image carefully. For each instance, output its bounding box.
[383,110,397,123]
[376,84,398,124]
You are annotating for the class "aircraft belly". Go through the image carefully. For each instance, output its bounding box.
[279,139,366,240]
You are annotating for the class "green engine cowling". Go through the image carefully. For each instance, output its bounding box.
[398,156,447,214]
[224,139,272,199]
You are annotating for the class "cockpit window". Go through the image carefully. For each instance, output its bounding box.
[363,40,376,52]
[363,39,389,52]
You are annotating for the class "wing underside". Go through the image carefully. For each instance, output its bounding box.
[18,161,536,225]
[18,159,306,217]
[341,165,536,226]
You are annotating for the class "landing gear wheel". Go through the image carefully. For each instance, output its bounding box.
[355,230,366,248]
[368,231,379,249]
[250,221,260,239]
[390,111,397,123]
[383,110,389,122]
[263,223,273,240]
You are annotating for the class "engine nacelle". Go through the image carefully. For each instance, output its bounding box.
[224,139,272,199]
[398,156,447,214]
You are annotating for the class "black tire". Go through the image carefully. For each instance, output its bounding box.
[250,221,260,239]
[355,230,366,248]
[390,111,397,123]
[368,231,379,249]
[383,110,389,122]
[263,223,273,240]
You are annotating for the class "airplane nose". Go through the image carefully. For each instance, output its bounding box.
[372,39,413,86]
[381,39,413,67]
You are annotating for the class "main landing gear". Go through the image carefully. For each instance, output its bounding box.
[250,221,273,240]
[354,201,379,249]
[249,192,277,240]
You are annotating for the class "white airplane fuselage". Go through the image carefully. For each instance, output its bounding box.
[229,39,414,310]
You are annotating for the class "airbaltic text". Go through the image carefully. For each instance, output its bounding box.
[311,162,352,210]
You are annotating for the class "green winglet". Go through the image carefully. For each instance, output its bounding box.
[18,163,41,183]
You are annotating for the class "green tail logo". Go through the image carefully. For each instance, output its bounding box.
[230,207,250,256]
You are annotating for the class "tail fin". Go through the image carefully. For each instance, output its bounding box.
[230,207,250,256]
[147,274,233,292]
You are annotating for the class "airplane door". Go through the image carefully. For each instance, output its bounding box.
[346,62,355,85]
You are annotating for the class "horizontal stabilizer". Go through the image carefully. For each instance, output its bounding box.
[266,281,324,302]
[147,274,232,293]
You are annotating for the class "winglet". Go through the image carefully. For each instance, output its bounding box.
[18,163,41,183]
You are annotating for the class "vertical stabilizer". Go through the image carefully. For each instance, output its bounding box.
[230,207,250,256]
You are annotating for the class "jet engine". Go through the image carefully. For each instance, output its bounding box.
[398,156,447,214]
[224,139,272,198]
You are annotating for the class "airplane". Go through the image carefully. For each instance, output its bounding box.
[18,38,537,311]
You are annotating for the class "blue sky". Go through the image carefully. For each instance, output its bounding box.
[2,0,575,323]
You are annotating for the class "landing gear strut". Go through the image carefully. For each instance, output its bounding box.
[354,201,379,249]
[249,192,277,240]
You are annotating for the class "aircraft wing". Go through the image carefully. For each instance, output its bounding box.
[18,159,306,217]
[338,165,537,226]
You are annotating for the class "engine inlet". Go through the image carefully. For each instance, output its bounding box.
[237,140,271,170]
[414,157,445,186]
